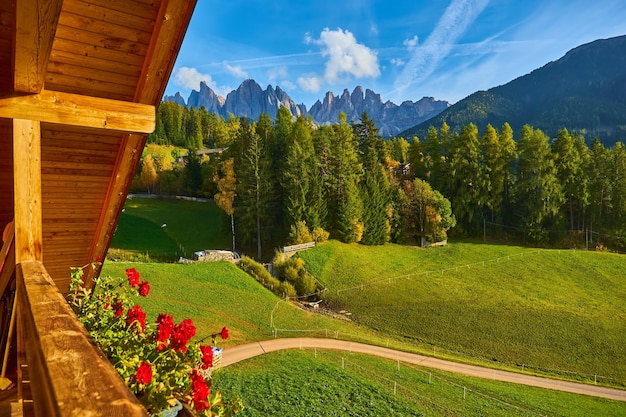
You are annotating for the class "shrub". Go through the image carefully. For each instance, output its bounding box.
[311,227,330,243]
[279,281,297,298]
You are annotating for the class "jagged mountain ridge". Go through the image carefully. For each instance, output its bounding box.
[164,79,449,137]
[401,34,626,144]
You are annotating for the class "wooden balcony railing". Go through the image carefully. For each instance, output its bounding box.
[15,260,148,417]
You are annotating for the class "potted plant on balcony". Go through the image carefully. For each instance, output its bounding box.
[67,264,242,416]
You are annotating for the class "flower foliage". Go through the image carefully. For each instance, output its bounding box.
[68,264,243,416]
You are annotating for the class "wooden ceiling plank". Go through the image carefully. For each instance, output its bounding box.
[13,0,64,93]
[58,11,153,45]
[52,38,145,67]
[0,90,155,133]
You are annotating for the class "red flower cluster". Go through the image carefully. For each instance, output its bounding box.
[125,267,140,287]
[220,326,229,340]
[126,305,147,332]
[136,361,152,385]
[155,313,175,350]
[138,281,150,297]
[170,319,196,353]
[190,369,210,412]
[199,345,213,370]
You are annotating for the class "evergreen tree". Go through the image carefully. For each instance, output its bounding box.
[234,119,272,259]
[513,125,564,240]
[329,113,363,243]
[589,139,613,233]
[552,129,585,231]
[448,123,484,232]
[610,142,626,229]
[183,150,203,196]
[283,115,315,230]
[354,113,390,245]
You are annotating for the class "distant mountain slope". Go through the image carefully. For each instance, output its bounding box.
[401,35,626,143]
[164,80,449,137]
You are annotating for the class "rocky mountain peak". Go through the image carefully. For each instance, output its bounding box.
[164,80,449,136]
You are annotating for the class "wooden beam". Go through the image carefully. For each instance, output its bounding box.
[13,0,63,93]
[87,0,197,271]
[13,119,42,264]
[0,90,155,133]
[16,260,148,417]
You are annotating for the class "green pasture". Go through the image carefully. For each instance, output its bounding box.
[109,197,229,261]
[298,240,626,385]
[100,261,385,347]
[215,350,626,417]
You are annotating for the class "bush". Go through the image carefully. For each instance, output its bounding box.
[239,256,280,292]
[279,281,297,298]
[311,227,330,243]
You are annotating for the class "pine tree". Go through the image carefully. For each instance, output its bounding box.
[552,128,585,231]
[514,125,564,241]
[234,119,271,259]
[354,112,389,245]
[329,113,363,243]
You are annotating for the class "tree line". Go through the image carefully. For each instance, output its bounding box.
[134,102,626,258]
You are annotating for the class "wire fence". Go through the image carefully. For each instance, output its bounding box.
[299,348,550,416]
[267,325,625,388]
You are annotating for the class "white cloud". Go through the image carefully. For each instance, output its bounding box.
[394,0,489,96]
[403,35,419,51]
[309,27,380,84]
[267,66,288,81]
[173,67,215,90]
[281,80,296,91]
[297,75,323,93]
[390,58,405,66]
[370,24,379,36]
[224,63,248,78]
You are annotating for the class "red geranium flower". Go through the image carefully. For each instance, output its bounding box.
[190,370,210,411]
[138,280,150,297]
[125,267,140,287]
[113,301,124,318]
[220,326,229,340]
[136,361,152,385]
[199,345,213,370]
[170,319,196,353]
[126,305,147,332]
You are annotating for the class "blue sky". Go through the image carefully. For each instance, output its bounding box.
[165,0,626,107]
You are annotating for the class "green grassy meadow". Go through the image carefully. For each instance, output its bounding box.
[109,197,229,261]
[215,350,625,417]
[100,261,626,416]
[298,240,626,385]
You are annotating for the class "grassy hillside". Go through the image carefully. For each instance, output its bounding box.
[298,240,626,385]
[100,261,626,416]
[216,350,626,417]
[109,197,229,261]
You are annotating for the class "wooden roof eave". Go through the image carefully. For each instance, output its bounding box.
[87,0,198,284]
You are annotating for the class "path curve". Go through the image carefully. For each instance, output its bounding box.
[221,338,626,402]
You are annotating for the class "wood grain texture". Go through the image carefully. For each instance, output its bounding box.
[17,261,148,417]
[0,90,155,133]
[13,0,64,93]
[13,119,42,263]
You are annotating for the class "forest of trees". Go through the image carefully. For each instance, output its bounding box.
[134,102,626,259]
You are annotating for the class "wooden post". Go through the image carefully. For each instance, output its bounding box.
[13,119,42,263]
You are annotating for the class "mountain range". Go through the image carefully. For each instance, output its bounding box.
[164,80,449,137]
[401,34,626,144]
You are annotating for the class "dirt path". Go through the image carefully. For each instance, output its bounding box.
[221,337,626,402]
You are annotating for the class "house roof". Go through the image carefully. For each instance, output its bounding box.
[0,0,197,292]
